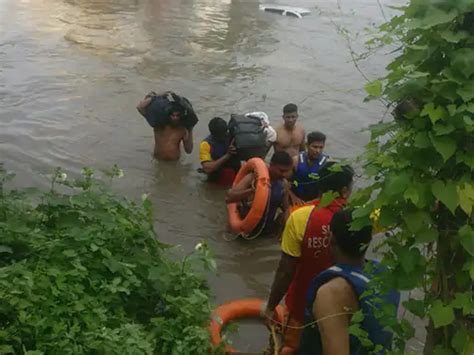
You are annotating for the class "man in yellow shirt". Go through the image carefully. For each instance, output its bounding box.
[199,117,240,187]
[264,163,355,354]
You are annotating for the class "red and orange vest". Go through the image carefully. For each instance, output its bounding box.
[285,198,346,322]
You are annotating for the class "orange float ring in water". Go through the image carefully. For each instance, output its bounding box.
[227,158,270,234]
[209,298,286,353]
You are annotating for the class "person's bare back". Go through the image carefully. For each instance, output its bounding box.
[275,123,305,157]
[153,125,192,161]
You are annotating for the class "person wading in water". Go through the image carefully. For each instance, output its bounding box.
[298,209,400,354]
[274,103,306,158]
[263,162,355,353]
[137,91,195,161]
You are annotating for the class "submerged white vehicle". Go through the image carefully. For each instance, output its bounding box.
[259,4,311,18]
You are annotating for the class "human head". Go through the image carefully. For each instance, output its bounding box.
[318,161,354,198]
[330,209,373,261]
[307,131,326,160]
[208,117,228,142]
[269,151,293,181]
[168,110,182,125]
[282,103,298,129]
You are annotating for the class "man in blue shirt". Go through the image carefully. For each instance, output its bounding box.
[290,131,328,204]
[298,210,400,354]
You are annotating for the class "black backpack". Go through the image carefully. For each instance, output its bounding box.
[144,92,198,130]
[228,114,268,161]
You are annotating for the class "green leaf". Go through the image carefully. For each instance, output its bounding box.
[0,245,13,254]
[457,80,474,102]
[433,123,455,136]
[62,249,77,257]
[364,80,383,97]
[429,300,455,328]
[399,248,420,274]
[385,172,410,196]
[378,208,398,227]
[148,266,162,280]
[413,132,431,148]
[464,115,474,126]
[0,345,15,354]
[431,180,459,214]
[403,210,431,233]
[458,102,474,114]
[403,299,424,317]
[440,30,469,43]
[463,259,474,280]
[421,103,446,124]
[451,48,474,78]
[447,104,457,116]
[451,292,473,316]
[452,327,469,354]
[351,310,364,323]
[433,346,453,355]
[407,7,458,30]
[415,228,438,244]
[404,186,419,205]
[429,134,457,162]
[319,191,339,208]
[458,225,474,256]
[457,183,473,215]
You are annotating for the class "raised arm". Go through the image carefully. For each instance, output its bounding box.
[225,173,254,204]
[201,143,236,174]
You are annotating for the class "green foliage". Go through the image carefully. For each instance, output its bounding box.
[0,165,218,354]
[352,0,474,353]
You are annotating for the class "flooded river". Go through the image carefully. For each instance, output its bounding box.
[1,0,406,351]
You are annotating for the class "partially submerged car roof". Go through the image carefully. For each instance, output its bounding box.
[259,4,311,18]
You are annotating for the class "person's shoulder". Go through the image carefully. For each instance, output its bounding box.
[275,124,286,133]
[317,277,355,306]
[200,140,210,148]
[295,123,305,134]
[289,205,314,224]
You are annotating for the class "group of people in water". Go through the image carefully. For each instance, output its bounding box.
[137,92,400,354]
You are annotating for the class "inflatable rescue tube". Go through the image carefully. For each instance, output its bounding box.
[227,158,270,234]
[209,298,286,353]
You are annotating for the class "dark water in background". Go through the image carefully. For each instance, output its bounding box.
[1,0,420,352]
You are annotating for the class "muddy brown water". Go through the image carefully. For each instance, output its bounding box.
[1,0,419,352]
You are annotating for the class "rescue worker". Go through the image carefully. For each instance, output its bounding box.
[290,131,328,204]
[298,209,400,354]
[263,162,355,353]
[199,117,240,187]
[226,151,293,238]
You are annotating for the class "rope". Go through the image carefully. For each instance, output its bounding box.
[270,325,280,355]
[265,310,355,330]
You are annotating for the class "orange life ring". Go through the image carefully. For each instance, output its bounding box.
[209,298,286,353]
[227,158,270,234]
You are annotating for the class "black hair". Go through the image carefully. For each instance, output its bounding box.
[208,117,228,138]
[283,103,298,114]
[331,209,372,258]
[270,150,293,166]
[307,131,326,144]
[318,161,354,194]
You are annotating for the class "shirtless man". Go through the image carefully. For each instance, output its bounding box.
[274,103,305,158]
[137,92,193,161]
